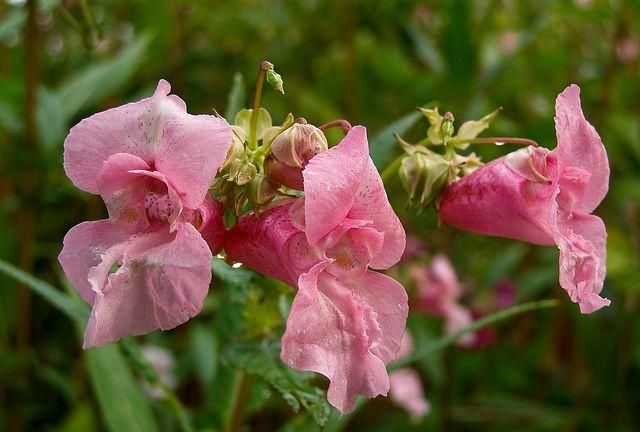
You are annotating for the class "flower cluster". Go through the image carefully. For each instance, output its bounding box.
[225,126,408,413]
[58,74,611,418]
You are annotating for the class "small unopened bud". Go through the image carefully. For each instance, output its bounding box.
[442,112,455,139]
[399,151,451,208]
[266,68,284,94]
[230,160,257,186]
[265,123,328,190]
[247,173,278,207]
[220,126,246,172]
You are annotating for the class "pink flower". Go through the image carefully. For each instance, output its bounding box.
[226,126,408,413]
[389,332,430,421]
[439,85,610,313]
[411,254,475,347]
[59,80,231,348]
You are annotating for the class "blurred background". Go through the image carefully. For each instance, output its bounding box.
[1,0,640,431]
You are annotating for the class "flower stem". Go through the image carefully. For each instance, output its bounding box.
[249,61,273,149]
[225,370,253,432]
[381,154,404,183]
[319,119,352,134]
[455,137,539,147]
[391,299,559,369]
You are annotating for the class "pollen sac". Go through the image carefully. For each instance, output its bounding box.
[399,150,451,209]
[265,123,328,190]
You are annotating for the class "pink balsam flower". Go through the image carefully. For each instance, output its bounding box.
[439,85,610,313]
[59,80,231,348]
[411,254,475,347]
[226,126,408,413]
[389,332,430,421]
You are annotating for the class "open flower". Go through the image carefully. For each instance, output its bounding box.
[226,126,408,413]
[438,85,610,313]
[59,80,231,348]
[389,332,430,421]
[411,254,475,347]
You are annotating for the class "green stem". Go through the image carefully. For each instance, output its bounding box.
[225,370,254,432]
[381,154,404,183]
[454,137,539,147]
[249,61,272,149]
[391,299,559,370]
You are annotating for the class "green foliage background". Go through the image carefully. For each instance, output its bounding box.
[1,0,639,431]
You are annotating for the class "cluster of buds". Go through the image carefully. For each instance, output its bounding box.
[212,62,330,214]
[396,107,501,209]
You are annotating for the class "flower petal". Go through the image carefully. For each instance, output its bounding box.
[389,368,430,420]
[224,201,309,286]
[303,126,405,267]
[64,79,231,209]
[554,84,609,213]
[58,219,134,305]
[438,157,558,246]
[83,222,212,348]
[281,264,408,413]
[556,212,610,313]
[195,196,226,255]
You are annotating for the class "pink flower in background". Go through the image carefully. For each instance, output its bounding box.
[226,126,408,414]
[389,332,430,421]
[439,85,610,313]
[59,80,231,348]
[411,254,475,347]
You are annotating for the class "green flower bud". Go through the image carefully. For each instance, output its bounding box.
[399,150,451,208]
[247,173,278,208]
[266,68,285,94]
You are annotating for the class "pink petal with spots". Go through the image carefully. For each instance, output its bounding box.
[58,220,135,305]
[302,126,405,268]
[281,264,408,413]
[83,222,212,348]
[555,84,609,213]
[64,79,231,209]
[195,197,226,254]
[224,201,312,286]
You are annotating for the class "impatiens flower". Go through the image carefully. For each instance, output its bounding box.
[389,332,430,421]
[140,345,177,399]
[411,254,475,347]
[439,85,610,313]
[59,80,231,348]
[226,126,408,414]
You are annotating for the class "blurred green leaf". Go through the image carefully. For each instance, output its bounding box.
[57,34,151,119]
[370,110,422,169]
[224,72,246,120]
[0,259,88,323]
[224,339,333,427]
[211,257,255,287]
[36,87,67,149]
[85,344,160,432]
[191,324,218,389]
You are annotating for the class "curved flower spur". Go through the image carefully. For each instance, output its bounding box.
[439,85,610,313]
[225,126,409,413]
[59,80,232,348]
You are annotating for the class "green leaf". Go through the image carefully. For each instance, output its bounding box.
[211,257,255,287]
[455,107,502,144]
[224,339,333,427]
[0,259,88,324]
[369,110,422,169]
[58,34,151,119]
[191,324,219,388]
[36,86,67,149]
[224,72,246,120]
[85,344,160,432]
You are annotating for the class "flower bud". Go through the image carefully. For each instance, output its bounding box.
[265,123,328,190]
[247,173,278,208]
[399,151,451,208]
[220,126,246,172]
